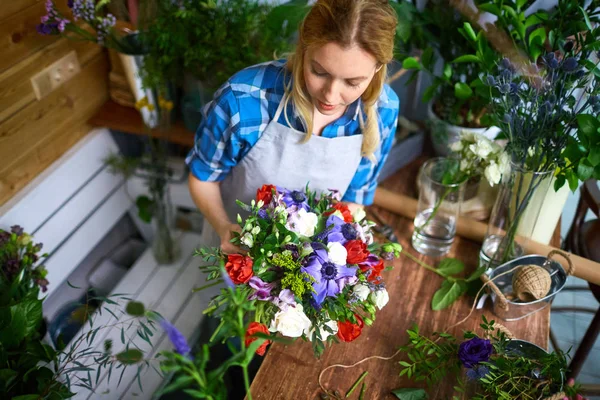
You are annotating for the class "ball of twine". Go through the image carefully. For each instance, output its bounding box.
[512,265,552,302]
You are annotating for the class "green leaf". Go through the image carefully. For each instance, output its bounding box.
[462,22,476,41]
[126,301,146,317]
[451,55,480,64]
[477,4,500,15]
[589,146,600,167]
[392,388,428,400]
[431,280,467,311]
[116,349,144,365]
[422,83,440,103]
[436,258,464,277]
[136,195,154,223]
[402,57,421,70]
[577,114,599,137]
[442,64,452,80]
[0,369,17,389]
[528,27,546,48]
[580,6,593,31]
[421,48,434,71]
[577,159,594,181]
[454,82,473,100]
[566,170,579,192]
[466,265,487,282]
[554,175,566,192]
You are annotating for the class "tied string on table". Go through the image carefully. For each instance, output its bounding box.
[318,249,575,400]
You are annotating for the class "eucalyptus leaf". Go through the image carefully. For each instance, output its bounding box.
[392,388,428,400]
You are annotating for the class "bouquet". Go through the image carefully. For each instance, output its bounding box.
[197,184,401,357]
[395,316,581,400]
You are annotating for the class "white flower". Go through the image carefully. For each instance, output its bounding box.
[527,146,535,157]
[269,304,312,338]
[352,207,366,222]
[353,283,371,301]
[251,226,261,235]
[286,208,319,237]
[499,152,511,178]
[241,233,254,248]
[470,137,495,159]
[370,289,389,310]
[327,242,347,265]
[308,319,338,342]
[460,159,470,172]
[484,162,502,186]
[450,140,463,152]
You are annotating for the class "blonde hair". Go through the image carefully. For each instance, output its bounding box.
[283,0,397,161]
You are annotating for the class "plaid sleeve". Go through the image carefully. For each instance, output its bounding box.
[342,87,400,205]
[185,83,243,182]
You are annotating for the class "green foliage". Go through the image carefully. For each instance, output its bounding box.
[142,0,308,92]
[395,316,580,399]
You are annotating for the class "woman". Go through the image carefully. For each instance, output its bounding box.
[186,0,400,253]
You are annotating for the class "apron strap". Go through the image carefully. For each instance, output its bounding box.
[273,93,288,124]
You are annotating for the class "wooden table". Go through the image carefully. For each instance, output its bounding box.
[249,157,558,400]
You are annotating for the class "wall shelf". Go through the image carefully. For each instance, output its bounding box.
[88,100,195,147]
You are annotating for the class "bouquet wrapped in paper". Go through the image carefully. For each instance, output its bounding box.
[197,184,401,357]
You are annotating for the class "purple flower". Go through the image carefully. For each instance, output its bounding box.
[10,225,23,235]
[315,215,358,245]
[58,19,69,32]
[257,209,269,220]
[301,247,357,305]
[160,319,192,358]
[280,189,309,212]
[484,74,496,86]
[274,289,296,310]
[67,0,74,7]
[248,277,275,301]
[458,337,493,368]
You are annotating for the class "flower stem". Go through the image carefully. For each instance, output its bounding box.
[414,187,453,237]
[401,250,445,277]
[346,371,368,398]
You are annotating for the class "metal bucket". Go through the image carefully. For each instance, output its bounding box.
[484,253,570,321]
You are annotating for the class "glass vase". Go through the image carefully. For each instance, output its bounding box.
[411,157,466,257]
[479,161,553,270]
[151,184,181,265]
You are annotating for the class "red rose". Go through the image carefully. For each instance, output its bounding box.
[225,254,254,284]
[256,184,276,205]
[245,322,271,356]
[344,240,369,264]
[359,258,384,282]
[337,315,364,342]
[324,203,353,223]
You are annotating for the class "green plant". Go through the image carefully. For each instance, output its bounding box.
[394,316,579,400]
[141,0,308,92]
[0,226,157,399]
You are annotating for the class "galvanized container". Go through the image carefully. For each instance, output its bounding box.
[485,254,569,321]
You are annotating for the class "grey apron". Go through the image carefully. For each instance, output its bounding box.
[200,94,365,247]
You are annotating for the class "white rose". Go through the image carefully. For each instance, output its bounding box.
[484,162,502,186]
[370,289,389,310]
[352,207,366,222]
[269,304,312,338]
[241,233,254,248]
[286,208,319,237]
[308,319,338,342]
[353,283,371,301]
[327,242,347,265]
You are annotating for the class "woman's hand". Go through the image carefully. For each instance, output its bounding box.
[216,222,245,255]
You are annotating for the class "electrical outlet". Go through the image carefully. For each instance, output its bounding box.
[31,51,81,100]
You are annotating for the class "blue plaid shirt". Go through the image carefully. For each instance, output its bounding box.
[185,59,400,205]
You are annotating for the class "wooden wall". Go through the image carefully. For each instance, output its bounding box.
[0,1,109,207]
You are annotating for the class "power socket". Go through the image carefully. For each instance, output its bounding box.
[31,51,81,100]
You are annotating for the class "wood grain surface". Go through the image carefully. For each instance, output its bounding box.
[248,156,556,400]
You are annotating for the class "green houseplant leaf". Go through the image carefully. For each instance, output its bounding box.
[392,388,428,400]
[431,280,467,311]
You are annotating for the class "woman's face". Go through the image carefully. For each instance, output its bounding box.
[303,42,379,116]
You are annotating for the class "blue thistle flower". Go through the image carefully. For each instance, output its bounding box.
[562,57,578,72]
[485,75,496,86]
[499,83,511,94]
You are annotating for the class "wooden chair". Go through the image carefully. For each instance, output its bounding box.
[556,179,600,395]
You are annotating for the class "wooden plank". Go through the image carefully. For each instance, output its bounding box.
[0,37,103,123]
[88,100,196,147]
[0,0,43,23]
[249,157,554,400]
[0,52,108,177]
[0,129,119,232]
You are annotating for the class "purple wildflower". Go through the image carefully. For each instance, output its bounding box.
[10,225,23,236]
[58,19,69,33]
[248,277,275,301]
[280,189,309,212]
[160,319,192,358]
[315,215,358,245]
[257,209,269,220]
[283,243,299,259]
[301,246,357,305]
[274,289,296,311]
[72,0,95,21]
